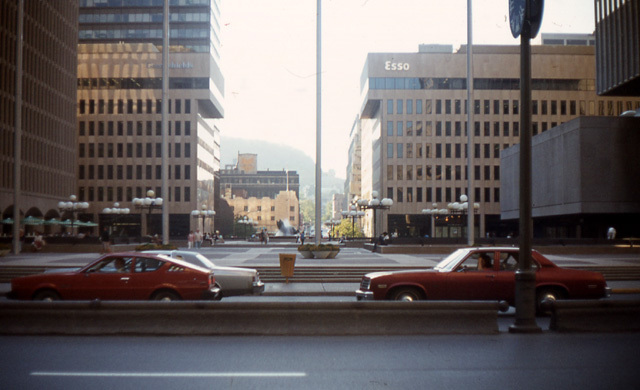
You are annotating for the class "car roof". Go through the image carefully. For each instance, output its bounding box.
[90,252,211,274]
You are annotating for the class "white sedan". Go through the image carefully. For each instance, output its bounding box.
[144,250,264,299]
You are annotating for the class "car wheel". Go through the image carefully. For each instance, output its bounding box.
[33,289,61,301]
[151,290,181,301]
[390,287,424,302]
[536,287,565,315]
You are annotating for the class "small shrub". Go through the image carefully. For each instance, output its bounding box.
[135,243,178,251]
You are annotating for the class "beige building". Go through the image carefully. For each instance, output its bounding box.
[224,190,299,236]
[0,0,78,236]
[353,43,640,239]
[76,43,222,238]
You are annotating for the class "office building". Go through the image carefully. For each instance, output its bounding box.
[0,0,78,234]
[220,153,300,234]
[77,0,224,238]
[354,43,640,239]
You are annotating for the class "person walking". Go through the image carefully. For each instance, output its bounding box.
[194,229,203,249]
[100,227,111,253]
[187,231,194,249]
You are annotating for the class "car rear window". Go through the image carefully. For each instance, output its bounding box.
[134,258,164,273]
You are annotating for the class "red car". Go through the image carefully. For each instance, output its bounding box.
[356,247,611,310]
[8,252,219,301]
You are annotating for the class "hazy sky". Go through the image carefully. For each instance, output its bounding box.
[220,0,595,178]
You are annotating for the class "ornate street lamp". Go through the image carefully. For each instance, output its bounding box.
[356,191,393,239]
[57,195,89,236]
[341,204,365,239]
[423,195,479,239]
[191,204,215,234]
[132,190,163,238]
[102,202,130,237]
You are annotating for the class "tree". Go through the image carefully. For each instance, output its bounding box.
[333,219,363,239]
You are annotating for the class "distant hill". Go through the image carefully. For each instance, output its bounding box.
[220,136,345,200]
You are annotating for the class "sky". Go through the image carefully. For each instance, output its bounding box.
[220,0,595,178]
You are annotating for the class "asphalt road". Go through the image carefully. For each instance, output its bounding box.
[1,334,638,389]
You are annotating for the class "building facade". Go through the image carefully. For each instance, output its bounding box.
[77,0,223,239]
[220,153,300,235]
[0,0,78,235]
[355,43,640,239]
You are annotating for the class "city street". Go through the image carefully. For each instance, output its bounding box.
[1,333,639,389]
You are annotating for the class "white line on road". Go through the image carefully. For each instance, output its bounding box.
[31,372,307,378]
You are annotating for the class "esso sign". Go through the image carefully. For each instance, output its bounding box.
[385,61,410,71]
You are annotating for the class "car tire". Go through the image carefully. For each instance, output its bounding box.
[33,289,61,301]
[151,290,181,301]
[390,287,424,302]
[536,287,566,315]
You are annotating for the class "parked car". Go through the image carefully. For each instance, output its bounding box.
[356,247,611,311]
[143,250,265,299]
[8,252,219,301]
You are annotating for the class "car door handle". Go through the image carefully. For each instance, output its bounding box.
[120,277,130,281]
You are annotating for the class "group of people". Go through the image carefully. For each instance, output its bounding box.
[187,229,223,248]
[258,228,269,244]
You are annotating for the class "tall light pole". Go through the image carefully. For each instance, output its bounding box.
[509,0,544,334]
[466,0,475,246]
[161,0,170,244]
[314,0,322,245]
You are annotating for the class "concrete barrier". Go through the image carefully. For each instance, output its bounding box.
[544,299,640,332]
[0,301,507,336]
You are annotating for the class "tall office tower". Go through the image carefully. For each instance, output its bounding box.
[0,0,78,235]
[357,43,640,239]
[77,0,224,238]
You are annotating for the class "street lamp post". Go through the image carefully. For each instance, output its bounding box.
[423,195,479,239]
[341,204,364,240]
[132,190,163,240]
[238,216,253,239]
[191,204,215,235]
[57,195,89,236]
[102,202,130,237]
[356,191,393,240]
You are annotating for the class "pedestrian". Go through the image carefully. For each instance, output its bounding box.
[300,230,305,245]
[607,227,617,240]
[100,227,111,253]
[262,228,269,245]
[194,229,203,249]
[33,232,45,251]
[187,231,194,249]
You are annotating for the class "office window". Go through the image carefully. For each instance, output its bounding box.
[551,100,558,115]
[416,99,423,114]
[185,99,191,113]
[436,99,442,114]
[387,121,393,136]
[532,100,538,115]
[397,143,403,158]
[387,143,393,158]
[503,100,509,114]
[397,187,403,203]
[387,165,394,180]
[445,99,452,114]
[387,99,393,114]
[484,99,490,114]
[513,100,519,115]
[407,99,413,114]
[425,100,432,114]
[494,99,500,114]
[397,165,403,180]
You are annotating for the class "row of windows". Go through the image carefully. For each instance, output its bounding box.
[386,98,640,116]
[78,185,191,203]
[386,186,500,204]
[81,0,210,7]
[388,142,511,160]
[79,27,209,41]
[78,78,209,90]
[371,77,596,91]
[79,120,191,137]
[79,164,191,181]
[79,11,209,24]
[386,120,522,138]
[79,142,191,159]
[79,98,190,115]
[387,165,500,182]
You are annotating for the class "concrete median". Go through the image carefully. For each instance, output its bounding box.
[0,300,508,336]
[545,299,640,332]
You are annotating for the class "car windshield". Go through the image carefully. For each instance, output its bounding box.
[434,249,470,272]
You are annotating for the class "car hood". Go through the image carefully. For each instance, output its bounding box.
[366,269,435,279]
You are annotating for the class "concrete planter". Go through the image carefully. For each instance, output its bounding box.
[312,250,331,259]
[299,250,314,259]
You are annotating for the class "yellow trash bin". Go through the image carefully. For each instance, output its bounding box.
[279,253,296,283]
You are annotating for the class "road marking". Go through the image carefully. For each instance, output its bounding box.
[31,372,306,378]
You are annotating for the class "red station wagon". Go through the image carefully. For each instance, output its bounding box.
[8,252,219,301]
[356,247,611,311]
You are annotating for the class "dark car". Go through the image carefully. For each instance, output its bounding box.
[356,247,611,311]
[8,252,219,301]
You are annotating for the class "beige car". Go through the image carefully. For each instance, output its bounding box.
[144,250,264,300]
